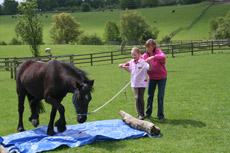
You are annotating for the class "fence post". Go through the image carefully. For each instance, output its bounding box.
[70,55,74,65]
[111,52,113,64]
[191,43,194,56]
[211,41,213,54]
[14,58,17,80]
[10,61,13,79]
[171,47,174,58]
[90,54,93,66]
[5,58,9,71]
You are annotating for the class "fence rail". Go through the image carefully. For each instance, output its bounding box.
[1,40,230,79]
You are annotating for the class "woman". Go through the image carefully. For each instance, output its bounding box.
[142,39,167,121]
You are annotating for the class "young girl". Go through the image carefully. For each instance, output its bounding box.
[119,47,152,120]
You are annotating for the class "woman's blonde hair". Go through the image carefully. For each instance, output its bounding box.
[131,47,141,54]
[145,39,157,47]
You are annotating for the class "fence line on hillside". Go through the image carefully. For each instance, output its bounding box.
[1,40,230,79]
[169,2,214,38]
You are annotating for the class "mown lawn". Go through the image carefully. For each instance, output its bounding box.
[0,49,230,152]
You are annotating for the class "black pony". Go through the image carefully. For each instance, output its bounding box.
[16,59,94,136]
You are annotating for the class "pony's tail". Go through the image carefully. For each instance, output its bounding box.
[35,100,45,114]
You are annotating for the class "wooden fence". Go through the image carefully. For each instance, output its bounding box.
[1,40,230,79]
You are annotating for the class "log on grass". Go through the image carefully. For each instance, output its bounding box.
[119,110,160,136]
[0,145,9,153]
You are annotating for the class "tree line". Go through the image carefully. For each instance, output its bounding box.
[10,0,229,58]
[0,0,206,15]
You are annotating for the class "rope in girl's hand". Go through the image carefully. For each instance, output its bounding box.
[90,65,146,114]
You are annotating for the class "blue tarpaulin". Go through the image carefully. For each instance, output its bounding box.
[1,119,161,153]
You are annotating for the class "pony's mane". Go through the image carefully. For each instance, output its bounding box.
[59,60,94,92]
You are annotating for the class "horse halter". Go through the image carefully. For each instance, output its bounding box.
[73,89,90,116]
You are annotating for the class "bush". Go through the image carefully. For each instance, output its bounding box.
[70,6,80,13]
[104,21,121,43]
[0,41,7,45]
[81,3,90,12]
[141,0,159,8]
[139,26,159,42]
[180,0,203,5]
[161,35,172,43]
[209,11,230,39]
[78,34,103,45]
[120,0,137,10]
[9,37,23,45]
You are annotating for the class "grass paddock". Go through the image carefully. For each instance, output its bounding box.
[0,50,230,152]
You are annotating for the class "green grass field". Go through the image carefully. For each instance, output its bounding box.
[0,44,121,58]
[1,2,230,44]
[0,48,230,152]
[1,1,230,152]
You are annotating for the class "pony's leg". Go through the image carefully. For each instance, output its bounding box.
[47,105,57,136]
[45,95,60,136]
[27,94,40,127]
[17,92,26,132]
[55,103,66,133]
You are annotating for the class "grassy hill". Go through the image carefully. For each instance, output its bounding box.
[1,2,230,44]
[173,2,230,40]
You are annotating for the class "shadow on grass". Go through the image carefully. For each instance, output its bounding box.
[148,118,206,128]
[48,139,127,152]
[88,140,127,151]
[48,145,70,152]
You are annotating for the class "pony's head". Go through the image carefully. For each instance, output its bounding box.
[73,80,94,123]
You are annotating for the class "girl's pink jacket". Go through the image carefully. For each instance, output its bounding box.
[141,48,167,80]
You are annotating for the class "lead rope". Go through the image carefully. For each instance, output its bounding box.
[89,64,146,114]
[121,68,127,99]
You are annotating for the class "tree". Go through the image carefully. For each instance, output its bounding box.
[120,0,137,10]
[141,0,159,8]
[181,0,203,5]
[120,10,159,42]
[105,0,119,5]
[66,0,81,7]
[0,5,2,15]
[104,21,121,42]
[37,0,52,11]
[50,13,81,44]
[78,33,103,45]
[140,26,159,42]
[3,0,19,15]
[81,2,90,12]
[15,0,43,57]
[209,11,230,39]
[90,0,103,9]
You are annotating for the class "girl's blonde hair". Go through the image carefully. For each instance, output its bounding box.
[131,47,141,54]
[145,39,157,47]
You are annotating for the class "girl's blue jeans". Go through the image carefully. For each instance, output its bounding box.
[146,78,167,118]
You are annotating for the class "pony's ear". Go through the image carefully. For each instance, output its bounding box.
[88,80,94,86]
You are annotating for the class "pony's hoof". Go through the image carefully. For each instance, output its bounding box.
[31,119,39,127]
[17,127,25,132]
[55,120,66,132]
[57,125,66,133]
[47,130,56,136]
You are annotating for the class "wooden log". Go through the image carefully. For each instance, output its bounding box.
[0,145,9,153]
[119,110,160,136]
